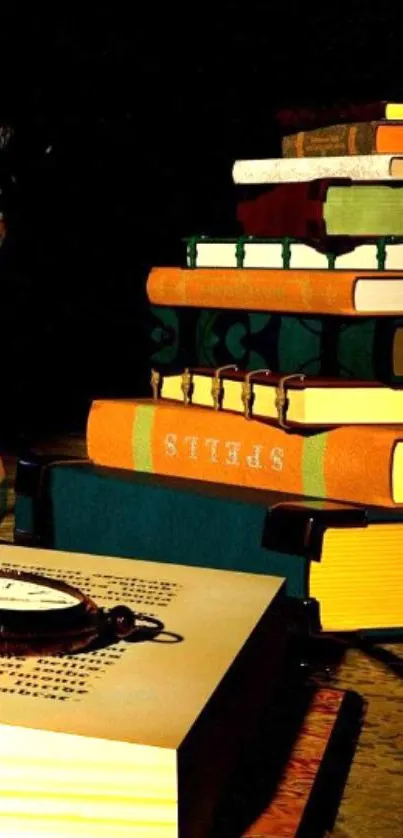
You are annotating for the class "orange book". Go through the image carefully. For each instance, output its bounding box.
[87,399,403,507]
[146,266,403,316]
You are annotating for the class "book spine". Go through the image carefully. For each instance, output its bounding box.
[146,267,361,315]
[282,122,378,158]
[87,401,399,506]
[232,155,396,184]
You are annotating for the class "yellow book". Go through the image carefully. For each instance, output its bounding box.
[157,367,403,427]
[0,544,286,838]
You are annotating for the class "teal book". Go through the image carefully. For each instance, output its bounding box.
[148,305,403,384]
[14,456,403,635]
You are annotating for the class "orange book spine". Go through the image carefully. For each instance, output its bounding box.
[87,400,402,507]
[377,124,403,153]
[146,267,401,316]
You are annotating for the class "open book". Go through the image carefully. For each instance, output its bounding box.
[0,544,286,837]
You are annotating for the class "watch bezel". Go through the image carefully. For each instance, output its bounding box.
[0,569,102,655]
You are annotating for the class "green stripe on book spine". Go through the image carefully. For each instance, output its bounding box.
[302,434,328,498]
[132,404,155,472]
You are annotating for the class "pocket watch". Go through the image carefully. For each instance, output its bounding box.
[0,568,164,656]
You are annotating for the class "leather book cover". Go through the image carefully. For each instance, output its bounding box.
[282,121,380,157]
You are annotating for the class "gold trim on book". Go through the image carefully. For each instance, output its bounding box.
[241,369,272,419]
[347,124,358,154]
[150,369,161,400]
[211,365,238,411]
[275,374,306,429]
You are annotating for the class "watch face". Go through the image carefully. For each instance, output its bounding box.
[0,577,79,612]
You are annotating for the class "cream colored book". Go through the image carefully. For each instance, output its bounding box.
[0,544,285,838]
[158,367,403,426]
[185,236,403,270]
[232,153,403,184]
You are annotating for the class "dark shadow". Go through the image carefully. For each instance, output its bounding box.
[298,631,403,684]
[124,627,183,645]
[209,686,363,838]
[144,630,184,644]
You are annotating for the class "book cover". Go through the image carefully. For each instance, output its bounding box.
[237,181,403,239]
[157,367,403,427]
[87,398,403,507]
[237,687,362,837]
[282,121,403,157]
[146,266,403,316]
[148,306,403,385]
[232,154,403,185]
[14,458,403,634]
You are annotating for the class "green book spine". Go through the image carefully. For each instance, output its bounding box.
[325,186,403,236]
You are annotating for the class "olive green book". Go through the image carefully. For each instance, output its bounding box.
[324,185,403,236]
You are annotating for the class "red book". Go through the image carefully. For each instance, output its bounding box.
[237,180,339,242]
[276,100,401,133]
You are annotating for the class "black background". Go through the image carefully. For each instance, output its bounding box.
[1,5,403,438]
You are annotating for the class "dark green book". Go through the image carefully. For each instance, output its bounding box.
[148,305,403,384]
[14,456,403,635]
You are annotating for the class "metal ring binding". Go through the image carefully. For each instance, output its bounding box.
[275,373,305,429]
[241,369,271,419]
[150,369,161,400]
[181,368,194,406]
[211,365,238,411]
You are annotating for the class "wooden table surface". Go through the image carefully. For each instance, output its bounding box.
[1,432,402,838]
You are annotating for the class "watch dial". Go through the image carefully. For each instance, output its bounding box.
[0,578,78,611]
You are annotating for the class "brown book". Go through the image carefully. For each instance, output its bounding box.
[282,121,403,157]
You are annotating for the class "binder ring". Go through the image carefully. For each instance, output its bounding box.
[211,365,238,411]
[181,368,194,406]
[275,374,305,429]
[150,369,161,400]
[241,369,271,420]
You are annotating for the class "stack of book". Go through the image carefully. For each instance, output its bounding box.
[149,103,403,385]
[14,100,403,637]
[9,103,380,835]
[86,98,403,636]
